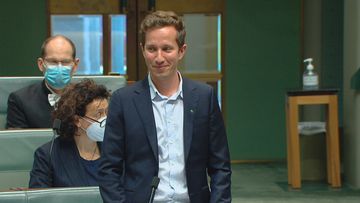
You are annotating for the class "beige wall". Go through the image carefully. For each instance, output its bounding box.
[344,0,360,189]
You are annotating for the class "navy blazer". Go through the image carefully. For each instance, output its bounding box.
[99,77,231,203]
[29,137,102,188]
[6,80,53,129]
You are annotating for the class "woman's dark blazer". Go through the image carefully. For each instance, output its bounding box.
[29,137,101,188]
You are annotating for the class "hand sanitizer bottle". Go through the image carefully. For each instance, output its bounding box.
[303,58,319,90]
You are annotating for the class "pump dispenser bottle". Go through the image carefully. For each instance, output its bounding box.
[303,58,319,90]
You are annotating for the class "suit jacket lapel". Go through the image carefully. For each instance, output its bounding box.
[183,79,199,161]
[133,79,158,162]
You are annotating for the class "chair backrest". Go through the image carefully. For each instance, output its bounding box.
[26,187,102,203]
[0,75,126,130]
[0,129,53,190]
[0,77,43,130]
[0,187,102,203]
[72,75,126,93]
[0,191,26,203]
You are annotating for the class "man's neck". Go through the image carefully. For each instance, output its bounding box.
[151,73,180,97]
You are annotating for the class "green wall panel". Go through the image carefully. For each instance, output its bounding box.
[0,0,47,76]
[225,0,301,160]
[0,0,307,160]
[321,0,344,126]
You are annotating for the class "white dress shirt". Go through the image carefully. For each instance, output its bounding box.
[148,73,190,203]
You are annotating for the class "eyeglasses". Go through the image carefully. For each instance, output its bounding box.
[43,58,74,67]
[83,116,106,128]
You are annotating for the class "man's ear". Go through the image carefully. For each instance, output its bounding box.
[178,44,187,60]
[71,58,80,74]
[140,43,146,57]
[37,58,45,72]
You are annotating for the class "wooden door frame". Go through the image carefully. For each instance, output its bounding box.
[138,0,227,113]
[46,0,138,79]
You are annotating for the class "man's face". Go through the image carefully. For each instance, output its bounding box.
[38,37,78,75]
[141,26,186,82]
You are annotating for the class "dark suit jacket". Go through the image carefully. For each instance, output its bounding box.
[99,77,231,203]
[6,80,53,129]
[29,137,102,188]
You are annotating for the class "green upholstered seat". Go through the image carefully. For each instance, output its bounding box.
[0,191,26,203]
[0,187,102,203]
[0,77,43,130]
[26,187,102,203]
[72,75,127,94]
[0,129,53,190]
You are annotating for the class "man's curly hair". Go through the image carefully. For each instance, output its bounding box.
[52,79,110,139]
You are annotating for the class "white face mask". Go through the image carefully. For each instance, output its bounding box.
[83,116,106,142]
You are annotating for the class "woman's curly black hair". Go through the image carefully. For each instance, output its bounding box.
[52,79,111,139]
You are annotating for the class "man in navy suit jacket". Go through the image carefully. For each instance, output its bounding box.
[99,10,231,203]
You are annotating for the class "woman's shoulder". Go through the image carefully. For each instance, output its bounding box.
[35,137,74,155]
[35,140,52,154]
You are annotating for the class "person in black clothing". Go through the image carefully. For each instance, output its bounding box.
[29,79,110,187]
[6,35,79,128]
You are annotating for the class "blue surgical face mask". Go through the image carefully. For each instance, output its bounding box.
[83,116,106,142]
[44,65,72,89]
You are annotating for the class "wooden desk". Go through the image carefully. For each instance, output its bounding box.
[286,89,341,189]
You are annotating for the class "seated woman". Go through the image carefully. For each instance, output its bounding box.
[29,79,110,188]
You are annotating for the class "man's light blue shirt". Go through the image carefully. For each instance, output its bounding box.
[148,73,190,203]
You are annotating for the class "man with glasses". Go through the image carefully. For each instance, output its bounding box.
[6,35,79,128]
